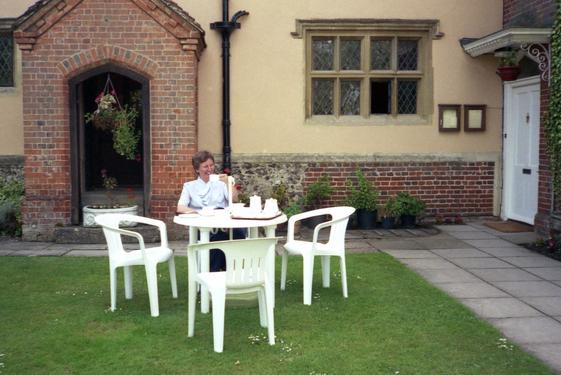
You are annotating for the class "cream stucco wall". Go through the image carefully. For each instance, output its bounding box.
[0,0,503,158]
[185,0,503,156]
[0,46,23,155]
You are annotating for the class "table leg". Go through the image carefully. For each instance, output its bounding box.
[264,225,277,307]
[198,229,211,314]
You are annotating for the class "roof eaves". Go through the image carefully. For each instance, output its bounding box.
[461,27,551,57]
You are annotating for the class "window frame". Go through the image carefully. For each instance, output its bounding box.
[294,19,441,123]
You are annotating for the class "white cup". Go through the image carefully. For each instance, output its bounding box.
[249,195,262,213]
[264,198,279,214]
[209,174,220,182]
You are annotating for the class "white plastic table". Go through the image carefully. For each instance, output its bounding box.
[173,210,287,313]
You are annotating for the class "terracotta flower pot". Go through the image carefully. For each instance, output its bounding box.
[496,66,520,81]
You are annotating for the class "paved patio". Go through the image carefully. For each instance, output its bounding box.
[1,222,561,373]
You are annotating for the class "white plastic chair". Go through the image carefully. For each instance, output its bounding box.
[95,213,178,317]
[187,238,278,353]
[280,206,355,305]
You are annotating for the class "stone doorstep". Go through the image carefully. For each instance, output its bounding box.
[53,224,160,244]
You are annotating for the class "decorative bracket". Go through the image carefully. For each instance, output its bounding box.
[520,43,551,86]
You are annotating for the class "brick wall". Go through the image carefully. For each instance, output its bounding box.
[15,0,203,240]
[503,0,557,27]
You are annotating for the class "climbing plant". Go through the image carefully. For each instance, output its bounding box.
[545,2,561,200]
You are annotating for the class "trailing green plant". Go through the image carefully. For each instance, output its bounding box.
[345,169,379,212]
[394,192,425,216]
[545,5,561,200]
[304,175,333,209]
[498,50,518,67]
[85,85,141,160]
[0,177,24,236]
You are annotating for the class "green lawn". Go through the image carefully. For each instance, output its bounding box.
[0,253,555,374]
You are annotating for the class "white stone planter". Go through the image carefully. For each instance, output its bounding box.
[82,205,138,227]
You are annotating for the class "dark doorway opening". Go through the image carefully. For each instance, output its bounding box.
[70,64,150,224]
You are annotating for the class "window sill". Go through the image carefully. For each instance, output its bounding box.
[305,114,432,126]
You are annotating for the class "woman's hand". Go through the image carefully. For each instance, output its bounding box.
[176,205,197,215]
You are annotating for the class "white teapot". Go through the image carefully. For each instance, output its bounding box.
[249,195,262,213]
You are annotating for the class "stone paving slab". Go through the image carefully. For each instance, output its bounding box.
[368,239,426,250]
[502,256,561,268]
[398,257,458,270]
[431,248,492,258]
[478,247,537,257]
[0,249,15,255]
[497,232,538,245]
[451,257,515,269]
[461,297,543,319]
[524,267,561,281]
[469,268,542,282]
[521,297,561,316]
[489,317,561,344]
[382,249,438,259]
[491,281,561,297]
[446,231,499,240]
[65,250,108,257]
[465,239,518,248]
[0,241,53,250]
[435,282,509,298]
[415,268,481,283]
[414,237,473,249]
[435,225,479,232]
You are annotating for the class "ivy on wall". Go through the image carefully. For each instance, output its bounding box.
[545,1,561,200]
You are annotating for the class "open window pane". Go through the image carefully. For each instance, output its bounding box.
[312,38,334,71]
[312,79,334,115]
[340,39,361,70]
[340,80,361,115]
[0,33,14,87]
[397,80,417,114]
[398,39,418,71]
[370,39,391,70]
[370,80,391,114]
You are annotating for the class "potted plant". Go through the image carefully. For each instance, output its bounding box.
[394,192,425,228]
[282,199,304,235]
[84,76,141,160]
[381,197,399,229]
[496,50,520,81]
[303,175,333,228]
[82,169,138,227]
[345,169,379,229]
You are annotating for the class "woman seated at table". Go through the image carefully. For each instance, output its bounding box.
[177,150,245,271]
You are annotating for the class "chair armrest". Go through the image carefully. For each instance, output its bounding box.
[106,226,147,257]
[123,215,168,248]
[286,210,327,241]
[311,215,350,245]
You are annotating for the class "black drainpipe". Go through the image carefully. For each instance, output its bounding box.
[210,0,248,174]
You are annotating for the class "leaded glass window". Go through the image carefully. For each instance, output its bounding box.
[397,80,417,114]
[0,32,14,87]
[370,39,391,70]
[312,79,334,115]
[308,30,427,118]
[312,38,334,71]
[398,39,418,71]
[340,39,361,70]
[340,80,361,115]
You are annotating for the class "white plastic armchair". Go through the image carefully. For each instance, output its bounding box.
[95,213,178,317]
[280,206,355,305]
[187,238,278,353]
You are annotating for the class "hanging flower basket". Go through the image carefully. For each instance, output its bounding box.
[84,75,141,160]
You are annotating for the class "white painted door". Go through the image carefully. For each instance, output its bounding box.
[503,77,540,224]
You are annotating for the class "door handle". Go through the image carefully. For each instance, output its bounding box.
[522,168,531,175]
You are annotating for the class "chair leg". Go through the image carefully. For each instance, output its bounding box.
[264,285,275,346]
[321,255,331,288]
[211,288,226,353]
[188,280,197,337]
[303,254,315,305]
[257,289,267,328]
[340,255,348,298]
[280,250,288,291]
[124,266,133,300]
[145,263,160,317]
[168,257,178,298]
[110,267,118,311]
